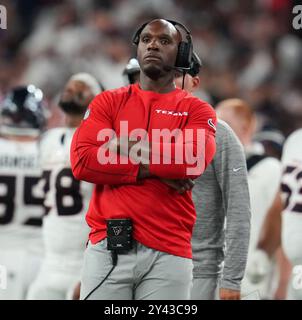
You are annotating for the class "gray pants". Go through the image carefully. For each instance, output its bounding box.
[80,239,193,300]
[191,277,219,300]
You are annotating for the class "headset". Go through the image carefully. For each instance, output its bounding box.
[188,51,202,77]
[132,19,193,71]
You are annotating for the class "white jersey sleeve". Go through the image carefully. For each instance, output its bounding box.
[282,129,302,165]
[248,156,282,250]
[281,129,302,263]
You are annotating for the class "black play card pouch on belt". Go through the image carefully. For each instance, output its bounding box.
[106,219,133,253]
[83,219,133,299]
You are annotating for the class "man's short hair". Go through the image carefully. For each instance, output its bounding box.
[216,98,255,124]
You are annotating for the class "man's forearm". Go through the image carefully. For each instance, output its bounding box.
[71,131,140,185]
[221,225,250,292]
[257,191,282,257]
[114,138,195,193]
[137,163,151,179]
[221,172,251,292]
[116,135,215,180]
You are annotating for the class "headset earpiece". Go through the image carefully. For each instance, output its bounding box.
[166,19,193,70]
[132,22,148,46]
[175,41,192,69]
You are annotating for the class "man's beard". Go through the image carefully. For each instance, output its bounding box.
[58,99,86,115]
[142,65,163,80]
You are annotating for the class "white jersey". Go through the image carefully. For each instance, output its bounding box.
[40,128,92,258]
[247,146,282,252]
[241,144,282,299]
[0,138,44,231]
[0,138,44,300]
[281,129,302,263]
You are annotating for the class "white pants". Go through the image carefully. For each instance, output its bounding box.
[27,253,84,300]
[285,258,302,300]
[0,233,43,300]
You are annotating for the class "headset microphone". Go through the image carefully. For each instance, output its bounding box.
[163,65,192,72]
[162,64,177,72]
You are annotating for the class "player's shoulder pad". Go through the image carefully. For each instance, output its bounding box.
[0,136,10,146]
[258,156,282,172]
[284,129,302,151]
[39,127,66,150]
[40,127,66,141]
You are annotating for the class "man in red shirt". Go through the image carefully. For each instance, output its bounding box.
[70,19,217,300]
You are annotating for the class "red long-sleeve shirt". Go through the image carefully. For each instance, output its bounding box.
[70,84,216,258]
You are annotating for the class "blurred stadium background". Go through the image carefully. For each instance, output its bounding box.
[0,0,301,135]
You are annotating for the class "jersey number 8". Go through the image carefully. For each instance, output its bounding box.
[44,168,84,216]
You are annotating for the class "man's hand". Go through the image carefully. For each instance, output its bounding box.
[160,178,195,194]
[219,288,241,300]
[137,164,151,179]
[107,137,149,161]
[106,137,195,191]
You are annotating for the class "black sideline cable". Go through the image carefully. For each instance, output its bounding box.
[83,251,118,300]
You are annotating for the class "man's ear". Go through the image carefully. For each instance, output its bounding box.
[249,115,257,135]
[192,76,200,90]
